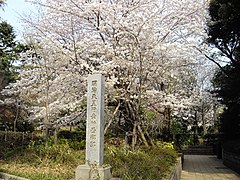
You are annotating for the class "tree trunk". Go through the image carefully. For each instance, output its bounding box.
[4,129,7,141]
[137,124,148,146]
[132,121,137,149]
[45,127,49,147]
[54,128,58,144]
[44,51,50,147]
[213,104,218,134]
[146,131,155,146]
[201,103,207,136]
[104,102,120,134]
[13,99,19,133]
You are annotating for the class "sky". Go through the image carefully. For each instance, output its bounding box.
[0,0,36,38]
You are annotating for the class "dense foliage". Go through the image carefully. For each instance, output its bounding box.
[0,139,177,180]
[0,0,5,8]
[0,17,28,90]
[0,6,29,131]
[208,0,240,140]
[1,0,213,147]
[212,66,240,139]
[0,21,22,90]
[105,143,177,179]
[208,0,240,64]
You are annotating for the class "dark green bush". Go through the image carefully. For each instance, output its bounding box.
[56,138,86,150]
[58,130,85,141]
[1,138,178,180]
[25,140,85,165]
[105,145,177,180]
[0,131,40,158]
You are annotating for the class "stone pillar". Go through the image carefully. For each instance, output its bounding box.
[75,74,112,180]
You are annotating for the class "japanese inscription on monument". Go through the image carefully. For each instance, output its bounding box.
[86,74,105,166]
[75,74,112,180]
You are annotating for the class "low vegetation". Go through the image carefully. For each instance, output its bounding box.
[0,139,177,180]
[105,143,177,179]
[0,140,85,180]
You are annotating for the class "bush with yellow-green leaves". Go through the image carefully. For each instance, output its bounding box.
[0,140,177,180]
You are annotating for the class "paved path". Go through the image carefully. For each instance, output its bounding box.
[181,155,240,180]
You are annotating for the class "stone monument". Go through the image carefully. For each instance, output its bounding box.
[75,74,112,180]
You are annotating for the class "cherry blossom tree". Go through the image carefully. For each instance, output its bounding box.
[4,0,212,146]
[2,41,87,144]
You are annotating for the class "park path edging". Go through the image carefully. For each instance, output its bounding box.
[0,172,29,180]
[168,155,182,180]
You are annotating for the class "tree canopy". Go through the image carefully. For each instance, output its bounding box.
[0,21,19,89]
[208,0,240,139]
[208,0,240,65]
[0,4,29,131]
[2,0,217,146]
[0,0,5,8]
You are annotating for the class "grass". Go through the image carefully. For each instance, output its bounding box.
[0,141,85,180]
[0,163,73,180]
[0,140,177,180]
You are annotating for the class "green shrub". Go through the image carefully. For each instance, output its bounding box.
[26,140,85,165]
[105,144,177,180]
[1,139,177,180]
[0,140,85,180]
[0,131,41,158]
[58,130,85,141]
[57,138,86,150]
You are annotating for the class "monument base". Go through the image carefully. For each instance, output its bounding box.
[75,164,112,180]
